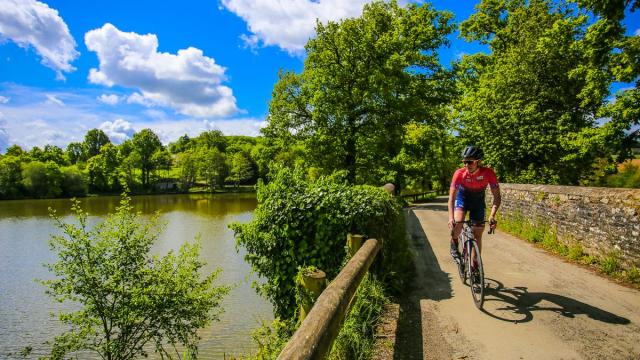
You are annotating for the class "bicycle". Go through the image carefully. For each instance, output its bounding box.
[453,220,495,309]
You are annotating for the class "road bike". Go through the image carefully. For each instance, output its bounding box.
[454,220,495,309]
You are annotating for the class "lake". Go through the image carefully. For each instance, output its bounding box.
[0,193,273,359]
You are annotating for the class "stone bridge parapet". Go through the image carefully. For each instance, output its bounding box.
[489,183,640,266]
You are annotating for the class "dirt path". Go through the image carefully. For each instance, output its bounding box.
[387,198,640,360]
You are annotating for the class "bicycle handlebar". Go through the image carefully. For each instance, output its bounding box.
[453,220,497,234]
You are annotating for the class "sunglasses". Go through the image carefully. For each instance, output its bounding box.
[463,160,477,165]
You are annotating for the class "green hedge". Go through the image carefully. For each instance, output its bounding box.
[230,167,411,320]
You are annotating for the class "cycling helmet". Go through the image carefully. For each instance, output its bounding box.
[461,145,484,160]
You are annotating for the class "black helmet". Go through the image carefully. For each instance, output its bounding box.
[461,145,484,160]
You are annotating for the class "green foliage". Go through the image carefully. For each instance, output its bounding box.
[328,275,389,360]
[198,147,228,191]
[604,163,640,188]
[231,167,409,319]
[228,152,255,187]
[22,161,63,198]
[131,129,164,188]
[0,155,24,198]
[43,196,230,360]
[244,318,293,360]
[264,0,455,185]
[60,166,88,197]
[456,0,639,185]
[600,252,620,275]
[84,129,111,158]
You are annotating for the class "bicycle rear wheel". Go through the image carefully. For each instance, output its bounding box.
[456,236,467,283]
[468,240,485,309]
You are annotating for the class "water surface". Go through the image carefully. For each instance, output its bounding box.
[0,193,272,359]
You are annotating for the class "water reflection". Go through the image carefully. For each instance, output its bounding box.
[0,193,272,359]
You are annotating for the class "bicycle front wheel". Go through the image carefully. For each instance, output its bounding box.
[468,240,485,309]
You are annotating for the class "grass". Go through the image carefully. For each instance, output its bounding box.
[498,212,639,287]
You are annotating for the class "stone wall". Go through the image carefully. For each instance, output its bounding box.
[487,183,640,266]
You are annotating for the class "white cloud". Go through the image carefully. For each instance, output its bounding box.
[0,0,78,79]
[0,95,9,103]
[126,92,155,107]
[221,0,372,54]
[97,94,120,105]
[635,28,640,36]
[45,94,64,106]
[0,84,263,149]
[85,23,238,117]
[99,118,134,143]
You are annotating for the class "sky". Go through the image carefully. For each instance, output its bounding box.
[0,0,638,152]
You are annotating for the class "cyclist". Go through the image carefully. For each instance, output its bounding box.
[448,145,501,272]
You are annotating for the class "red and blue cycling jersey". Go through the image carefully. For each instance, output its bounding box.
[450,167,499,220]
[450,166,499,195]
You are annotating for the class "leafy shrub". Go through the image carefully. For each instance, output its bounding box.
[230,166,409,320]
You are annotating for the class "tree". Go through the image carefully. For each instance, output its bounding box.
[228,152,253,187]
[168,134,193,154]
[264,0,455,185]
[455,0,639,184]
[21,161,62,198]
[130,129,163,189]
[87,143,121,192]
[60,166,88,197]
[0,155,23,198]
[5,144,25,157]
[84,129,111,158]
[66,142,85,164]
[198,148,227,191]
[176,150,198,190]
[44,196,229,360]
[194,130,227,152]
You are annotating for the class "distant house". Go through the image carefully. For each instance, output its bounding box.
[155,178,179,191]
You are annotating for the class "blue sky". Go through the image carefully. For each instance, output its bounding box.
[0,0,638,151]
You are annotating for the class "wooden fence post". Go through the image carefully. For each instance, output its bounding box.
[347,233,364,257]
[298,268,326,322]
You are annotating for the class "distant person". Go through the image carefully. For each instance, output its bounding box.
[448,145,501,268]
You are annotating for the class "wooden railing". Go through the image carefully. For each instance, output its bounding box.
[277,236,381,360]
[400,190,437,202]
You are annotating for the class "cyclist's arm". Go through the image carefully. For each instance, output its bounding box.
[489,186,501,220]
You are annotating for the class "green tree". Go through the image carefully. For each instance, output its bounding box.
[22,161,62,198]
[66,142,85,164]
[131,129,163,189]
[44,196,229,360]
[456,0,639,184]
[5,144,25,157]
[228,152,254,187]
[194,130,227,152]
[198,148,227,191]
[84,129,111,159]
[264,0,455,185]
[60,166,88,197]
[0,155,23,198]
[42,145,69,166]
[87,143,121,192]
[168,134,193,154]
[176,150,198,190]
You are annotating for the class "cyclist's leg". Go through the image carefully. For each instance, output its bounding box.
[468,197,486,268]
[450,195,466,258]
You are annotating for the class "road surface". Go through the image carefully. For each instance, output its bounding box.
[390,198,640,360]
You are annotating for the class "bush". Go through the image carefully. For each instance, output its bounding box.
[43,196,230,359]
[230,167,409,320]
[60,166,88,197]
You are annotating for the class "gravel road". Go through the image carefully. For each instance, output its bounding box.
[388,198,640,360]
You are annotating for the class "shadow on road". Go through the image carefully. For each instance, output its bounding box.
[393,208,452,360]
[411,196,448,212]
[481,278,631,325]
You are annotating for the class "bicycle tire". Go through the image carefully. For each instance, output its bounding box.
[468,240,485,309]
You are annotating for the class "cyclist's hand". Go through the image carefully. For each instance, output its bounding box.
[488,218,497,234]
[448,218,455,229]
